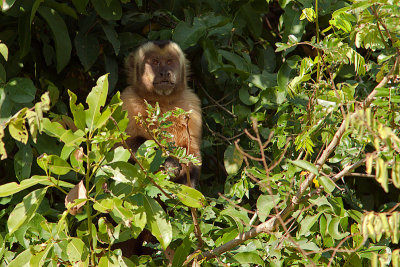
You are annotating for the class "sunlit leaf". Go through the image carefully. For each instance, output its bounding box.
[8,187,47,235]
[67,238,86,262]
[85,74,109,132]
[7,249,32,267]
[289,159,319,176]
[233,252,265,267]
[224,145,243,175]
[143,195,172,250]
[257,194,279,222]
[162,181,207,208]
[0,43,8,61]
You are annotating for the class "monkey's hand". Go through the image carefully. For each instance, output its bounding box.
[163,157,182,177]
[163,157,200,187]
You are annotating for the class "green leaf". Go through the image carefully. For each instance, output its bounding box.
[376,158,389,193]
[91,0,122,20]
[233,252,265,267]
[102,161,143,185]
[0,63,5,83]
[1,0,17,11]
[282,3,306,47]
[297,239,320,251]
[98,254,120,267]
[48,155,72,175]
[68,90,86,130]
[5,78,36,103]
[7,249,32,267]
[105,146,130,163]
[59,129,85,147]
[173,19,206,50]
[143,195,172,250]
[318,176,336,193]
[93,198,114,213]
[85,74,109,132]
[328,217,349,240]
[18,13,31,58]
[42,118,85,146]
[0,176,49,197]
[171,237,191,267]
[35,175,74,188]
[14,143,33,181]
[31,0,44,24]
[277,61,293,93]
[0,43,8,61]
[123,196,147,238]
[102,24,120,55]
[238,3,262,39]
[257,194,279,222]
[43,0,78,19]
[72,0,89,13]
[41,118,67,138]
[300,8,316,22]
[8,118,29,144]
[75,33,99,71]
[239,87,259,105]
[110,198,134,227]
[249,71,277,90]
[104,55,118,92]
[162,181,207,208]
[289,159,319,176]
[218,50,249,73]
[299,213,321,236]
[38,154,72,175]
[0,88,13,123]
[67,238,86,262]
[37,6,72,73]
[7,187,47,235]
[30,243,53,267]
[220,207,249,233]
[224,145,243,175]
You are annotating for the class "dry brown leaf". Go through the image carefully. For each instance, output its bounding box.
[164,247,175,265]
[65,179,87,215]
[73,147,84,162]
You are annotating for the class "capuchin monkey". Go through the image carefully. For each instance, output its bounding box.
[121,40,202,187]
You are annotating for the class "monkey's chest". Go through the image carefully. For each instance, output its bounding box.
[138,103,190,147]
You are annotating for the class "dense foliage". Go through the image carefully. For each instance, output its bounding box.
[1,0,400,266]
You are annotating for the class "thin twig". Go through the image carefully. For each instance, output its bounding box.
[198,84,237,118]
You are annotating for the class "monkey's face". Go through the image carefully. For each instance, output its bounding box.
[142,51,181,96]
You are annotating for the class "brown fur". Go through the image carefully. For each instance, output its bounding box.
[121,41,202,186]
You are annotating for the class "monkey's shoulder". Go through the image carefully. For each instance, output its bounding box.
[121,86,201,116]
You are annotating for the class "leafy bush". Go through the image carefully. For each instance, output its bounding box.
[1,0,400,266]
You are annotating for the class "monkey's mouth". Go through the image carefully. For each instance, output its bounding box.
[153,81,176,95]
[153,80,175,86]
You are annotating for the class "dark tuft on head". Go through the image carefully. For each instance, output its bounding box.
[153,40,171,49]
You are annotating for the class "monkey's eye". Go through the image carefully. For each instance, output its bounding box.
[151,58,160,66]
[167,59,174,65]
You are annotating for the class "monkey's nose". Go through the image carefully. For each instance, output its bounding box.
[160,71,171,78]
